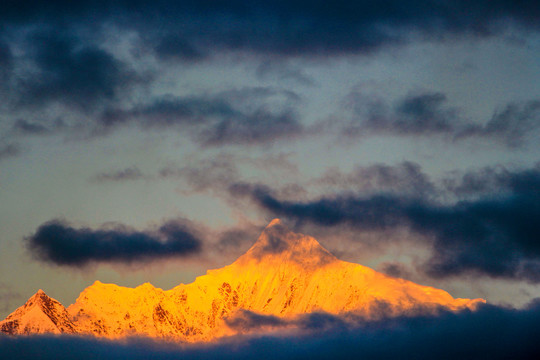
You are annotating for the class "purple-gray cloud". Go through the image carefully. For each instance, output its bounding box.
[26,219,202,267]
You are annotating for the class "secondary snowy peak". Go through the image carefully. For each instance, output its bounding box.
[238,219,337,268]
[0,290,77,335]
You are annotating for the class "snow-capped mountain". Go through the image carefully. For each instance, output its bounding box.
[1,219,484,341]
[0,289,77,335]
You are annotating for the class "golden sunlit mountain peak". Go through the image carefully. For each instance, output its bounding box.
[0,289,77,335]
[1,220,485,340]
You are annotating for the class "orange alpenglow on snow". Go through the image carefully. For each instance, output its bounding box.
[1,219,485,341]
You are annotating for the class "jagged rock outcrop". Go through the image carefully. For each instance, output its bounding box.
[1,219,485,341]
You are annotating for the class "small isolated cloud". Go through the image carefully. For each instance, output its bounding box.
[92,166,146,183]
[12,119,51,135]
[0,143,20,161]
[232,164,540,282]
[26,219,202,267]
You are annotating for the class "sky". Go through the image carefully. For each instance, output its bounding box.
[0,0,540,356]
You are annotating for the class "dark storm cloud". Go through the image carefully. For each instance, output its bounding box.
[100,88,303,146]
[232,165,540,282]
[2,301,540,359]
[344,91,540,147]
[16,31,139,112]
[1,1,539,59]
[26,219,202,267]
[92,166,146,182]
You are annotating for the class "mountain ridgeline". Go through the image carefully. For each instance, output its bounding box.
[1,219,484,341]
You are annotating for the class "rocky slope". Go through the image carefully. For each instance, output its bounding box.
[1,219,484,341]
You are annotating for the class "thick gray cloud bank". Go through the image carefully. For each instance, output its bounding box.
[1,1,539,58]
[26,219,202,267]
[1,301,540,359]
[1,2,538,148]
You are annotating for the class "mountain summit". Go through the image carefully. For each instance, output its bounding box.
[238,219,337,268]
[1,220,484,341]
